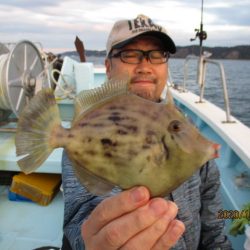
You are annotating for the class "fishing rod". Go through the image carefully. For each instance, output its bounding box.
[190,0,207,56]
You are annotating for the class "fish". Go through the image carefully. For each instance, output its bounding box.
[15,78,220,197]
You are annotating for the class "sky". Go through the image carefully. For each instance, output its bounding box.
[0,0,250,53]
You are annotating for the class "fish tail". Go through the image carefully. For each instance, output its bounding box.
[15,88,61,174]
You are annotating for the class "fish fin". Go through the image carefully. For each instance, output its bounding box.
[73,75,129,121]
[15,88,61,174]
[73,164,115,195]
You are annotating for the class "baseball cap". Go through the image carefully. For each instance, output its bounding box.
[106,14,176,56]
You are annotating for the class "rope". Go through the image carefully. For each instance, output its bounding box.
[40,50,76,100]
[50,68,76,100]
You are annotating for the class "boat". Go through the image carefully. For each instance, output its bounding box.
[0,9,249,250]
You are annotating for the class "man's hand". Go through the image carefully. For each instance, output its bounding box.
[81,186,185,250]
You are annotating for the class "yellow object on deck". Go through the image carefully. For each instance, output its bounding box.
[10,172,61,206]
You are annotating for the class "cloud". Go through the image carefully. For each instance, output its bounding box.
[207,8,250,26]
[0,0,249,52]
[0,0,61,8]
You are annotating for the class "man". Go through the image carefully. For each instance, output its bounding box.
[61,14,232,250]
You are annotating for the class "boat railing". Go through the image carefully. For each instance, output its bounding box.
[182,54,234,123]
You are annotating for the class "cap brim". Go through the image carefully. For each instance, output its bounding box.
[113,31,176,54]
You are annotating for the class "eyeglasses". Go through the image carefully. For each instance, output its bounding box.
[109,49,170,64]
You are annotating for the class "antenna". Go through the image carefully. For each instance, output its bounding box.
[190,0,207,56]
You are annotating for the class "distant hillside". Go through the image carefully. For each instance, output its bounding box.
[173,45,250,59]
[60,45,250,60]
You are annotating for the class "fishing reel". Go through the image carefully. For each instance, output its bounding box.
[190,27,207,44]
[190,0,207,47]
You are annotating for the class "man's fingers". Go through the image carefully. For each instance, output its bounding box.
[82,186,150,237]
[152,219,185,250]
[119,201,178,250]
[82,188,184,250]
[97,198,169,249]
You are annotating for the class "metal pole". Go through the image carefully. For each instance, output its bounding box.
[199,0,204,56]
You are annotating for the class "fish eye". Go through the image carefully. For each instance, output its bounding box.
[168,120,182,133]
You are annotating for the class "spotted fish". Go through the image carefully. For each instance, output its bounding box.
[15,79,220,197]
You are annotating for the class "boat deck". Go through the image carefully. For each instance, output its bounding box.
[0,185,63,250]
[169,86,250,250]
[0,122,65,250]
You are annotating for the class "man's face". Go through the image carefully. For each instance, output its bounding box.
[105,36,168,102]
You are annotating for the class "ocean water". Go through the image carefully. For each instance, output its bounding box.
[168,58,250,128]
[86,56,250,128]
